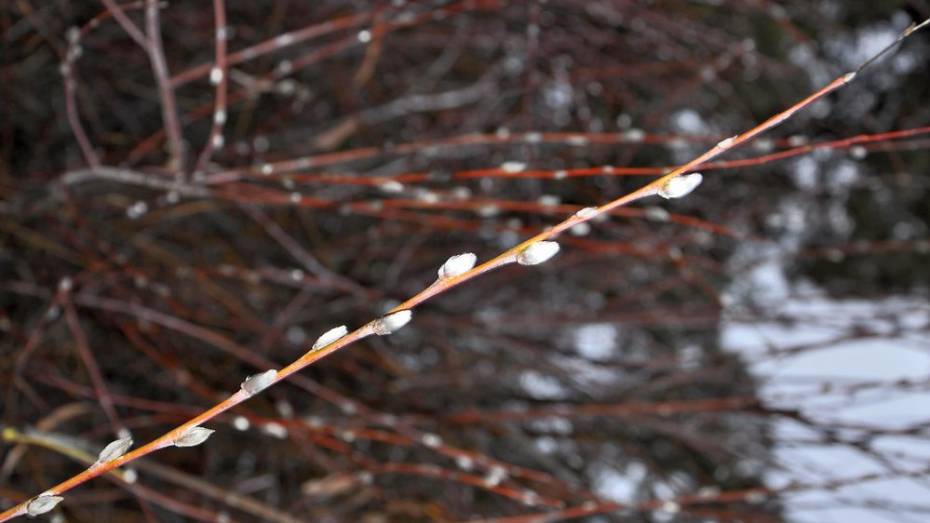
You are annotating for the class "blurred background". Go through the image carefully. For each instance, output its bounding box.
[2,1,930,522]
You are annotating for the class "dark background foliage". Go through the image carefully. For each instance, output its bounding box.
[2,1,929,522]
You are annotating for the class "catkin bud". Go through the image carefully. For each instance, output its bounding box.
[174,426,215,448]
[437,253,477,280]
[240,369,277,395]
[483,465,507,487]
[209,66,224,85]
[312,326,348,350]
[123,468,138,484]
[657,173,703,199]
[371,310,412,335]
[378,180,404,193]
[716,136,736,149]
[516,241,560,266]
[574,207,598,220]
[26,494,63,516]
[644,206,671,222]
[420,433,442,448]
[97,436,133,464]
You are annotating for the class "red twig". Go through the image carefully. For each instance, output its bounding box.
[62,299,125,435]
[193,0,228,173]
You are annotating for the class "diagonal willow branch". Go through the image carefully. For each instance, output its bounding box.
[1,426,304,523]
[1,16,925,523]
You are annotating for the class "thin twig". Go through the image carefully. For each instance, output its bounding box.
[62,300,125,435]
[98,0,148,47]
[145,0,186,177]
[61,30,100,167]
[193,0,228,173]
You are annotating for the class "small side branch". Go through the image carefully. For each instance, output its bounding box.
[145,0,186,178]
[194,0,228,172]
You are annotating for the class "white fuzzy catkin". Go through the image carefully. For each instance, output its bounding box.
[174,426,215,448]
[26,494,63,517]
[455,454,474,470]
[516,241,560,266]
[483,465,507,487]
[623,128,646,142]
[262,422,289,439]
[500,161,527,173]
[716,136,736,149]
[644,206,671,222]
[123,468,138,484]
[537,194,560,207]
[378,180,404,193]
[240,369,277,395]
[312,325,348,350]
[437,253,477,280]
[420,433,442,448]
[209,67,223,85]
[372,310,412,335]
[97,436,133,464]
[233,416,250,431]
[570,222,591,236]
[574,207,598,220]
[657,173,703,199]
